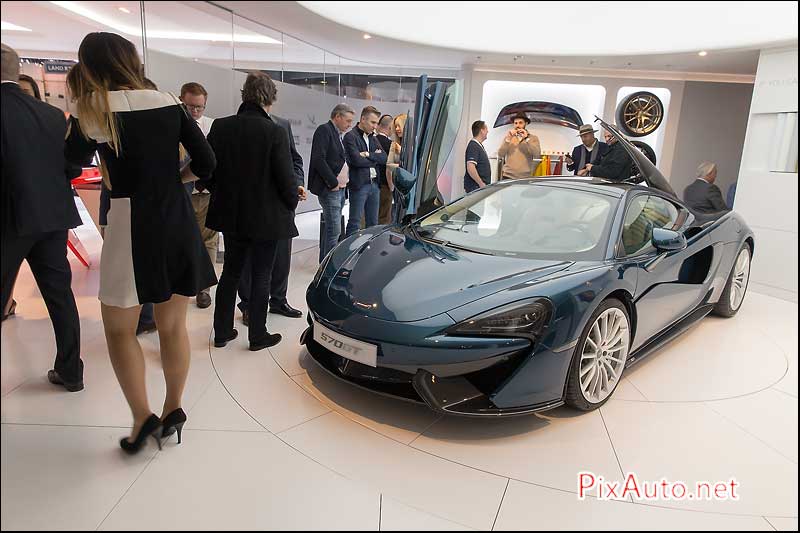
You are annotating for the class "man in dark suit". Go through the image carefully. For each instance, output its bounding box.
[309,103,354,262]
[237,112,306,324]
[566,124,609,175]
[343,106,387,237]
[203,72,299,351]
[376,114,394,224]
[581,126,633,182]
[1,43,84,391]
[684,162,729,214]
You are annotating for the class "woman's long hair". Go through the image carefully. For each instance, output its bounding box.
[73,32,146,156]
[392,113,407,144]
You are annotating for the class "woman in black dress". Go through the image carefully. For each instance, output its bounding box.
[65,32,217,453]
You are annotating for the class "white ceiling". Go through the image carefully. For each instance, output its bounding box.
[299,1,798,57]
[2,1,794,78]
[215,1,773,77]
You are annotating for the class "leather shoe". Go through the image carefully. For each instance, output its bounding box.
[214,329,238,348]
[196,291,212,309]
[241,310,249,327]
[47,370,84,392]
[136,321,157,336]
[249,333,282,351]
[269,303,303,319]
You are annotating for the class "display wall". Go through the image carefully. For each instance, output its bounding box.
[480,80,607,179]
[734,47,798,303]
[451,66,757,203]
[670,81,754,202]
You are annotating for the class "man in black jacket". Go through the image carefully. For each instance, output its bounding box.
[309,103,354,262]
[566,124,608,175]
[343,106,387,237]
[237,112,306,324]
[1,43,84,391]
[204,72,299,351]
[581,126,633,182]
[684,162,729,214]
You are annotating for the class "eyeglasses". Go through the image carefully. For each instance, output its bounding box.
[186,104,206,112]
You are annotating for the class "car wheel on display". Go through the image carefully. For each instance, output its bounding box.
[565,299,631,411]
[627,140,657,182]
[616,91,664,137]
[713,242,752,317]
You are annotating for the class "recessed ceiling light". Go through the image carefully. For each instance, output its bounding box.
[363,33,372,39]
[698,50,708,56]
[1,21,33,32]
[118,7,131,14]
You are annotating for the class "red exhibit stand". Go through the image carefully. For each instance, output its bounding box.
[69,167,103,269]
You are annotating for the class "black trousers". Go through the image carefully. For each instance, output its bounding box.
[214,233,278,344]
[1,230,83,382]
[237,238,292,313]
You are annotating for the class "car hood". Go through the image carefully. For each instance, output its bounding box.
[325,228,572,322]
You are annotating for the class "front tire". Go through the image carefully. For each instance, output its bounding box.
[565,299,631,411]
[713,243,752,317]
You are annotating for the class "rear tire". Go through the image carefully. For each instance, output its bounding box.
[565,299,631,411]
[713,243,752,318]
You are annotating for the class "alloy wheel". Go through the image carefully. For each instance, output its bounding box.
[579,308,630,404]
[730,248,751,311]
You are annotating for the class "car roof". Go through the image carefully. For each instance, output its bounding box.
[495,177,642,199]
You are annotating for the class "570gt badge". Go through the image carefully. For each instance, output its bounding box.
[320,332,363,356]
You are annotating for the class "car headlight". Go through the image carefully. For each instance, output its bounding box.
[446,299,553,340]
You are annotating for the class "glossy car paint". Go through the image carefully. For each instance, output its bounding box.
[304,179,754,416]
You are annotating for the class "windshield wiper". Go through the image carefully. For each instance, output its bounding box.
[437,241,494,256]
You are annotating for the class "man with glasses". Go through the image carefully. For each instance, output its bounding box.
[180,82,217,309]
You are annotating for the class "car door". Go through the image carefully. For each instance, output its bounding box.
[394,77,451,222]
[620,194,711,351]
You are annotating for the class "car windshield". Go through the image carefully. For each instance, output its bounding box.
[416,182,618,260]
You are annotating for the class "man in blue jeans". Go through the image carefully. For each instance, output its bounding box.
[343,106,387,237]
[309,103,355,262]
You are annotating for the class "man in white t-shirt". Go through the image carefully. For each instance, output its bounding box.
[180,82,216,309]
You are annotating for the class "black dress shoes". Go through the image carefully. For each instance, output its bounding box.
[249,333,282,351]
[47,370,84,392]
[214,329,239,348]
[269,303,303,319]
[196,291,212,309]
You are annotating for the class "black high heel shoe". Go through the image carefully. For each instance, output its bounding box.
[120,414,162,454]
[160,408,187,444]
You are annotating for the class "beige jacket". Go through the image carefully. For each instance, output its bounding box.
[498,131,541,179]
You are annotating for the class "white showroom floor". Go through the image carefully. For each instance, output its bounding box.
[1,207,798,531]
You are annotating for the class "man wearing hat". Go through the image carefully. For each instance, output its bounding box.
[580,125,634,182]
[566,124,608,176]
[497,112,541,180]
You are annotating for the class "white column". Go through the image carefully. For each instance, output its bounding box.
[734,47,798,302]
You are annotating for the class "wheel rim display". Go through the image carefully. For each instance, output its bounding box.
[730,248,751,310]
[622,93,663,136]
[580,308,629,404]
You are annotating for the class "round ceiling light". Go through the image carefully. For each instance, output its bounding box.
[299,1,798,56]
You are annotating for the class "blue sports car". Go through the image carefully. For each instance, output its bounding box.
[301,81,754,417]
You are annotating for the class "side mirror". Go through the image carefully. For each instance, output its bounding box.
[651,227,687,252]
[394,167,416,195]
